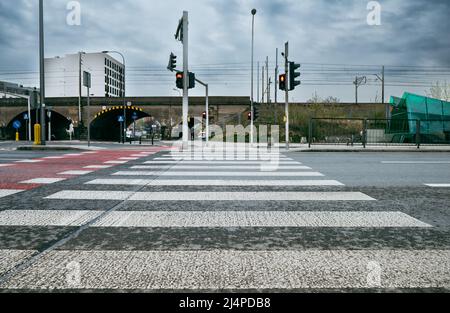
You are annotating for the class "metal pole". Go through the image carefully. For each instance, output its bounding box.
[266,56,269,104]
[122,58,126,144]
[27,96,31,141]
[256,62,259,106]
[250,9,256,145]
[39,0,46,145]
[261,66,265,104]
[275,48,278,105]
[355,76,358,105]
[87,86,90,147]
[206,84,209,143]
[285,42,289,150]
[182,11,189,148]
[48,112,51,142]
[78,52,82,124]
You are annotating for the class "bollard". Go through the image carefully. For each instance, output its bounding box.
[34,124,41,145]
[15,132,19,142]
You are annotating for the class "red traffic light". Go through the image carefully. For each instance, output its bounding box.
[176,72,183,79]
[247,112,252,120]
[280,74,286,82]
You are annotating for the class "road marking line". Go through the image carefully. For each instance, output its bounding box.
[85,179,345,186]
[0,210,103,226]
[154,157,292,161]
[20,178,66,184]
[382,161,450,164]
[113,171,324,177]
[0,210,428,228]
[130,165,312,170]
[57,170,93,176]
[425,184,450,187]
[0,164,14,167]
[3,250,448,289]
[42,156,65,159]
[119,157,139,160]
[0,189,24,198]
[45,191,375,201]
[83,165,113,169]
[92,211,429,228]
[15,160,42,163]
[144,160,301,165]
[64,154,83,157]
[82,152,97,154]
[104,160,128,164]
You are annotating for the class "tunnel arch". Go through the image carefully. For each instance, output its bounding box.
[90,106,151,141]
[6,109,71,141]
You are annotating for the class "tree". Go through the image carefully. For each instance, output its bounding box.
[426,81,450,101]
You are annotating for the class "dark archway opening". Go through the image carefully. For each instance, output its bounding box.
[90,107,150,141]
[6,110,71,141]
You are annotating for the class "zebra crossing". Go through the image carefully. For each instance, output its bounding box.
[0,149,448,291]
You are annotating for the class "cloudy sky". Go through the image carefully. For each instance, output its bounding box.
[0,0,449,102]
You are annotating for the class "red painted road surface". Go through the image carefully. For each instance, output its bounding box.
[0,147,168,191]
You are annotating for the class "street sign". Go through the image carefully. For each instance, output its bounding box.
[13,120,21,130]
[83,71,91,88]
[132,112,138,120]
[118,116,124,123]
[23,113,29,120]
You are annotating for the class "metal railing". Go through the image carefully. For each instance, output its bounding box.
[308,118,450,148]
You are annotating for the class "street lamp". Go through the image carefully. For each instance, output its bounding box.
[250,8,257,145]
[102,50,126,143]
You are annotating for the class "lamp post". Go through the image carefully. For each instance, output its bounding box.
[102,50,126,143]
[39,0,46,145]
[250,8,257,145]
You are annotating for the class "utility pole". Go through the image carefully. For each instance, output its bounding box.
[182,11,189,148]
[353,76,367,105]
[274,48,279,124]
[250,9,256,145]
[284,42,289,150]
[266,56,269,104]
[261,66,265,104]
[256,61,259,105]
[78,52,82,125]
[39,0,46,145]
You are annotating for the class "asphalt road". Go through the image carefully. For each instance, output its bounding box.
[0,147,449,292]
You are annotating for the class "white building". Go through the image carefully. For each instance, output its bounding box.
[45,52,124,98]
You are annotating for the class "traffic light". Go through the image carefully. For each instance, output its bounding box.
[247,112,252,121]
[289,62,301,90]
[176,72,184,89]
[167,53,177,72]
[253,105,260,121]
[202,111,207,119]
[279,74,286,91]
[175,72,196,89]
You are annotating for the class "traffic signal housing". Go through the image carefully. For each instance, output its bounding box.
[253,105,260,121]
[202,111,207,119]
[289,62,301,90]
[247,111,252,121]
[176,72,184,89]
[167,53,177,72]
[279,74,286,91]
[175,72,196,89]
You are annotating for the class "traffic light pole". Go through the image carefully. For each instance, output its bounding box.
[195,78,209,143]
[182,11,189,149]
[284,42,289,151]
[39,0,46,145]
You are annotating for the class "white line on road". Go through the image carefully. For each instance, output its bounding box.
[0,190,24,198]
[15,160,42,163]
[382,161,450,164]
[45,191,375,201]
[2,250,448,289]
[0,210,428,228]
[144,160,301,165]
[0,164,14,167]
[113,171,324,177]
[58,170,93,176]
[20,178,66,184]
[424,184,450,187]
[85,179,345,187]
[0,210,103,226]
[93,211,430,228]
[83,165,113,169]
[104,160,128,164]
[119,157,139,160]
[130,165,312,170]
[42,156,65,159]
